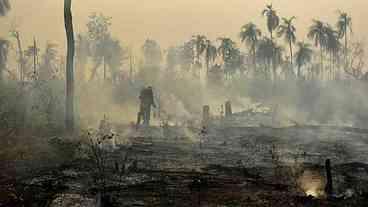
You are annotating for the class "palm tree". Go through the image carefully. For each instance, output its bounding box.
[278,17,296,76]
[218,38,236,62]
[324,24,340,79]
[192,35,207,64]
[227,47,245,76]
[308,20,327,79]
[295,42,313,78]
[256,37,284,80]
[178,41,194,72]
[0,0,10,16]
[273,44,285,77]
[336,11,352,66]
[192,35,207,77]
[256,37,274,79]
[262,4,280,80]
[204,40,217,75]
[64,0,75,132]
[262,4,280,41]
[0,39,9,81]
[240,22,262,74]
[217,38,238,79]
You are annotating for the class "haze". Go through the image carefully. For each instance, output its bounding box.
[1,0,367,49]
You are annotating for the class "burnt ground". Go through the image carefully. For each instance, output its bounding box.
[1,115,368,206]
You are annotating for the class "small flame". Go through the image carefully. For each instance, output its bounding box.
[306,189,318,197]
[299,170,325,198]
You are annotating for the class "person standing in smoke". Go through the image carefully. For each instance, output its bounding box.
[137,86,156,126]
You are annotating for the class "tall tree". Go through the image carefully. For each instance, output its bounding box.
[39,43,59,80]
[240,22,262,75]
[89,34,126,82]
[142,39,162,67]
[344,41,365,79]
[277,16,296,76]
[64,0,75,132]
[308,20,327,79]
[256,37,274,80]
[262,4,280,80]
[218,38,236,63]
[192,35,207,68]
[178,41,194,72]
[324,24,340,79]
[262,4,280,41]
[336,11,352,67]
[227,47,245,76]
[24,42,40,79]
[75,34,90,81]
[103,37,126,83]
[166,46,180,70]
[256,37,284,80]
[272,43,285,76]
[0,39,9,82]
[10,30,26,81]
[86,13,112,81]
[204,40,217,75]
[190,35,206,78]
[0,0,10,16]
[295,42,313,78]
[217,38,238,78]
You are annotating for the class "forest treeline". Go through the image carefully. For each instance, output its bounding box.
[1,4,364,83]
[0,1,367,132]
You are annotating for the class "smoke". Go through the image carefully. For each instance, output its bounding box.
[72,66,368,131]
[76,82,139,128]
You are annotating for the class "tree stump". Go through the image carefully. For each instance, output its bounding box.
[325,159,333,197]
[225,101,232,117]
[202,105,210,127]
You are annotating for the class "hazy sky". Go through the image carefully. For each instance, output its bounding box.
[0,0,367,50]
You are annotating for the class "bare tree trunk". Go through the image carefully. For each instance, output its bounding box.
[252,45,257,77]
[103,35,106,81]
[344,27,348,69]
[33,37,38,79]
[320,47,324,80]
[289,40,294,77]
[0,62,4,82]
[129,52,133,81]
[64,0,75,132]
[103,56,106,81]
[270,31,277,82]
[325,159,333,197]
[13,32,25,81]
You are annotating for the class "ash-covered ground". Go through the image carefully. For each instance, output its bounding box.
[2,109,368,207]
